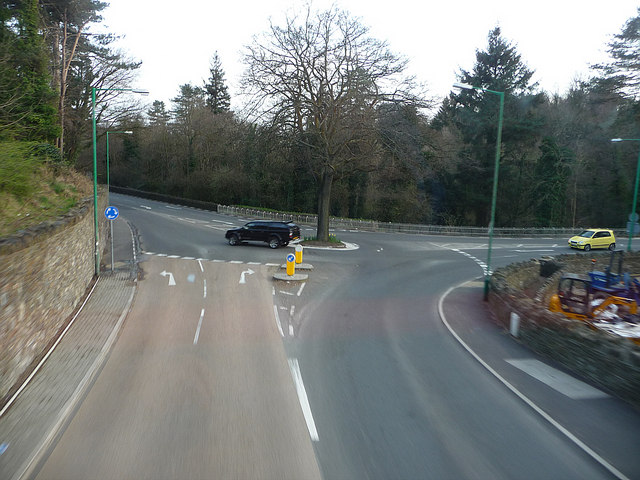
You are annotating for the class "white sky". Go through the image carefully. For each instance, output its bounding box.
[97,0,640,111]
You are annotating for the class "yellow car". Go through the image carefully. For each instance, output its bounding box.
[568,229,616,251]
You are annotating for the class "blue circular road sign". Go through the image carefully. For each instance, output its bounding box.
[104,206,119,220]
[286,253,295,263]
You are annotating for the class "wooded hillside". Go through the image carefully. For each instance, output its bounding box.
[3,2,640,233]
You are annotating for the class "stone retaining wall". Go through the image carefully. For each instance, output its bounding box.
[0,192,108,402]
[488,251,640,407]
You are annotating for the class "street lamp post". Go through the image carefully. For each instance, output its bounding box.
[611,138,640,252]
[453,82,505,300]
[106,130,133,191]
[92,87,147,276]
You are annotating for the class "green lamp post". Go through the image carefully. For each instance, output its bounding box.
[611,138,640,252]
[453,82,505,300]
[92,87,147,276]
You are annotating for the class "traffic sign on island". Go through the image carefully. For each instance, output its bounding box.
[104,206,119,220]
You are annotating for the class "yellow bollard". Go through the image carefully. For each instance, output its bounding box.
[295,244,303,264]
[286,253,296,276]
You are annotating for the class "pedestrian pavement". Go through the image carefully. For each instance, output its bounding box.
[0,218,137,480]
[440,279,640,480]
[1,219,638,479]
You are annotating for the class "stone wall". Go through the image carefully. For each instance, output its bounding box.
[0,192,108,402]
[488,251,640,407]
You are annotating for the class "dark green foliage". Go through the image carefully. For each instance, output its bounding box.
[204,52,231,114]
[594,7,640,99]
[0,0,58,141]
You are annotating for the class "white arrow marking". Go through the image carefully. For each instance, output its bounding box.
[160,270,176,286]
[239,269,255,284]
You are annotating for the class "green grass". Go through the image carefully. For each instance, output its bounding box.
[303,233,341,243]
[0,141,92,237]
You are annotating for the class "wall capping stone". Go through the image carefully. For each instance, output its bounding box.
[488,252,640,408]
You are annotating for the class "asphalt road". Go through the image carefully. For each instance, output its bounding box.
[35,193,639,479]
[36,257,322,480]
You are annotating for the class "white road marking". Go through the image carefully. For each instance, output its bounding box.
[289,324,295,337]
[198,259,204,272]
[193,309,205,345]
[230,260,243,264]
[288,358,319,441]
[160,270,176,286]
[514,249,555,253]
[279,291,295,296]
[297,283,306,297]
[165,205,181,210]
[273,305,284,337]
[438,283,628,480]
[290,305,295,317]
[140,205,151,210]
[505,359,609,400]
[203,279,207,299]
[239,269,255,284]
[266,263,280,267]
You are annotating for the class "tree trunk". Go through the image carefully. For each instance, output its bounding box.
[316,165,333,241]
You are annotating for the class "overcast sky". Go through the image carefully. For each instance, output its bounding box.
[97,0,640,110]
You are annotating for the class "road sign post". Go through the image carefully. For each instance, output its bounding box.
[104,206,119,272]
[286,253,295,276]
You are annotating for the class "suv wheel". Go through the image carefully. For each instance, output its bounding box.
[229,234,240,246]
[268,236,280,249]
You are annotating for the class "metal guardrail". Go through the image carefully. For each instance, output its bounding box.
[107,188,621,239]
[217,205,583,237]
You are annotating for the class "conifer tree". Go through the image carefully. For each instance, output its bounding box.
[204,52,231,114]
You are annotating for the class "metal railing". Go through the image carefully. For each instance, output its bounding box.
[217,205,583,237]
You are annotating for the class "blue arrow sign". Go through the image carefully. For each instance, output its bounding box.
[287,253,295,263]
[104,206,119,220]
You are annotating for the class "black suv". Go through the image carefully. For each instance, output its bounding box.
[225,221,301,249]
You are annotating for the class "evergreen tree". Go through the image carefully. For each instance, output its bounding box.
[437,27,542,227]
[1,0,58,140]
[147,100,171,126]
[204,52,231,114]
[171,84,206,176]
[594,8,640,99]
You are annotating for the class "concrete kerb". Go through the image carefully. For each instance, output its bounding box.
[437,279,630,480]
[273,272,309,281]
[0,218,139,480]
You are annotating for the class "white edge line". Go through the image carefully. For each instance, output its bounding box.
[0,278,101,418]
[193,309,205,345]
[198,259,204,272]
[288,358,319,441]
[437,281,630,480]
[273,305,284,337]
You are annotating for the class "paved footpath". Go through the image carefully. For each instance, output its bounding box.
[0,218,137,480]
[440,280,640,480]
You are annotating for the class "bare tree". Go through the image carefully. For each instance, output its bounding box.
[241,5,426,240]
